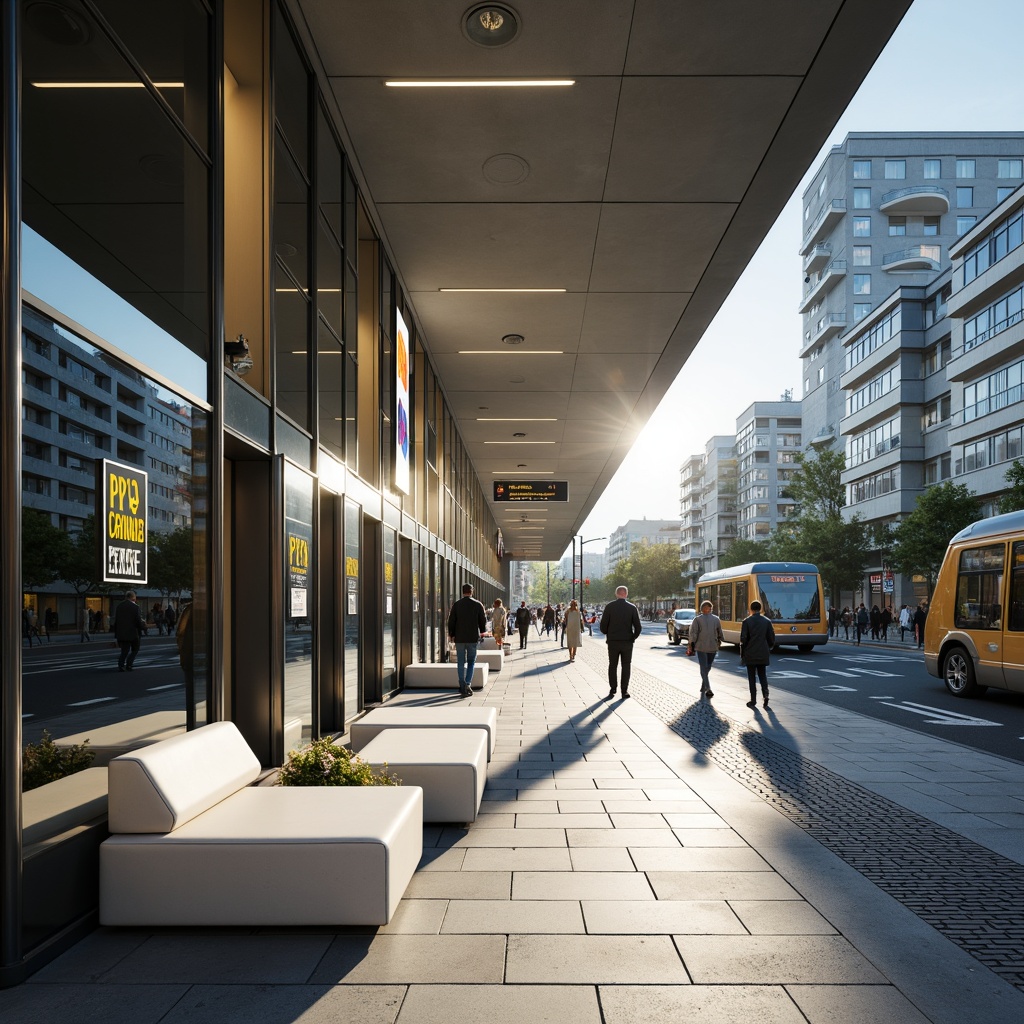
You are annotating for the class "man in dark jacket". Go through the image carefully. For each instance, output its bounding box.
[114,590,146,672]
[913,602,928,648]
[447,583,487,697]
[514,601,533,650]
[599,585,643,700]
[740,600,775,709]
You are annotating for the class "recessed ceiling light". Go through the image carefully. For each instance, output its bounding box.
[459,350,563,355]
[502,333,524,346]
[463,4,520,47]
[385,79,573,88]
[476,417,556,422]
[439,288,566,293]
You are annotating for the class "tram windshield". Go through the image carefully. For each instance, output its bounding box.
[756,572,821,621]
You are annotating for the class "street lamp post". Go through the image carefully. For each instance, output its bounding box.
[579,535,606,608]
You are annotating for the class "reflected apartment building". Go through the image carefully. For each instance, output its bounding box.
[1,1,506,982]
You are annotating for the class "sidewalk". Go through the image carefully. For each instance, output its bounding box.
[4,634,1024,1023]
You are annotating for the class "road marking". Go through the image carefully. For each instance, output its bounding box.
[21,713,33,718]
[821,669,859,678]
[67,697,116,706]
[147,684,181,692]
[869,695,896,700]
[848,668,900,677]
[836,654,916,664]
[878,700,1001,727]
[770,671,818,679]
[821,684,857,692]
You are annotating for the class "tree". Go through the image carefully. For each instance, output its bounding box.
[149,526,194,600]
[22,508,70,591]
[615,543,683,606]
[890,482,980,596]
[722,538,771,566]
[61,514,101,597]
[998,460,1024,515]
[789,449,846,518]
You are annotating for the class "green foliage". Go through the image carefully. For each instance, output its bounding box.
[22,731,94,792]
[21,508,71,591]
[890,481,980,594]
[998,460,1024,515]
[789,449,846,518]
[614,542,683,602]
[721,538,772,566]
[278,736,401,787]
[62,514,101,595]
[149,526,194,597]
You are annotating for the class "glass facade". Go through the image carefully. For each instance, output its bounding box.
[2,0,506,982]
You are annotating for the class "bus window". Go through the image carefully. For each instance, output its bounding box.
[736,580,748,617]
[719,583,733,621]
[1012,542,1024,632]
[756,572,820,621]
[955,545,1004,630]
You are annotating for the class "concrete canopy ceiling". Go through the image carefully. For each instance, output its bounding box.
[294,0,912,561]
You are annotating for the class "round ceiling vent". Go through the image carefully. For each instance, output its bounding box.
[463,4,520,47]
[483,153,530,186]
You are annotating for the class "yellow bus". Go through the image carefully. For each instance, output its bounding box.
[696,561,829,652]
[924,510,1024,698]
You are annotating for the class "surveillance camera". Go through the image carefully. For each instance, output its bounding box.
[804,276,811,284]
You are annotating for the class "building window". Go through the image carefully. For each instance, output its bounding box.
[956,159,976,178]
[923,158,941,180]
[963,207,1024,282]
[997,186,1016,203]
[963,358,1024,423]
[884,160,906,180]
[853,274,871,295]
[923,216,940,236]
[956,186,974,208]
[998,159,1023,179]
[854,302,872,321]
[853,187,871,209]
[852,245,871,266]
[921,395,951,430]
[853,160,871,179]
[853,216,870,236]
[888,216,906,236]
[957,216,977,235]
[817,176,827,198]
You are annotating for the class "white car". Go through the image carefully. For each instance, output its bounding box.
[666,608,696,645]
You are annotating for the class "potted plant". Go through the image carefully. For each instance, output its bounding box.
[278,736,401,787]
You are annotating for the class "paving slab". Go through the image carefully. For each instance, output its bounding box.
[582,899,746,934]
[512,870,655,901]
[395,985,601,1024]
[309,935,506,984]
[598,984,807,1024]
[505,934,689,984]
[440,899,585,933]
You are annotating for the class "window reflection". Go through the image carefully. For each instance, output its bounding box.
[284,463,314,746]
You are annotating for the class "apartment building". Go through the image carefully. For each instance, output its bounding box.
[606,518,681,573]
[799,133,1024,454]
[735,400,802,541]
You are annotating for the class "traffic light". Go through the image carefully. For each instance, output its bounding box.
[584,578,590,586]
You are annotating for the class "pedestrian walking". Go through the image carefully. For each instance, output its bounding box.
[114,590,146,672]
[542,604,555,636]
[740,600,775,709]
[79,604,91,643]
[514,601,532,650]
[600,585,642,700]
[898,604,911,642]
[535,607,543,637]
[23,607,39,648]
[688,599,724,698]
[869,605,881,640]
[841,607,852,640]
[828,605,839,638]
[447,582,487,698]
[913,602,928,648]
[856,604,869,645]
[880,605,892,643]
[564,599,583,663]
[491,598,507,650]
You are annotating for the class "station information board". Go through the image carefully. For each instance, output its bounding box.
[493,481,568,502]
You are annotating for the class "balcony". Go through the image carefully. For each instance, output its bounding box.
[798,259,847,314]
[879,184,949,215]
[803,243,832,275]
[800,313,847,357]
[882,244,941,273]
[799,199,847,255]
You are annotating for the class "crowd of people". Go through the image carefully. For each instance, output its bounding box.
[827,602,928,647]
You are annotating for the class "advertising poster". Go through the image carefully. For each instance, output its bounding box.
[99,458,148,584]
[395,307,411,494]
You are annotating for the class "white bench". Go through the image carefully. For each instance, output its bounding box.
[475,650,504,672]
[359,728,487,824]
[349,705,498,760]
[403,662,488,690]
[99,721,423,927]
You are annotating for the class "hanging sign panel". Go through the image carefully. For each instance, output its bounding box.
[493,481,568,502]
[99,458,148,584]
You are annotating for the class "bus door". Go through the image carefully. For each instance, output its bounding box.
[954,543,1007,689]
[1005,540,1024,692]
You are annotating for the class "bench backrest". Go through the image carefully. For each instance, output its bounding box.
[107,721,261,833]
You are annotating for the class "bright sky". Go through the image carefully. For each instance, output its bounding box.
[570,0,1024,558]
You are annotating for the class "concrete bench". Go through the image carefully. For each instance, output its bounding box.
[100,721,423,927]
[349,705,499,760]
[475,649,503,672]
[359,728,487,824]
[403,662,488,690]
[22,767,108,846]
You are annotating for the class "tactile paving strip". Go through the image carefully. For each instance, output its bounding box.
[589,651,1024,990]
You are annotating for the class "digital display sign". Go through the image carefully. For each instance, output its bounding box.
[493,481,568,502]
